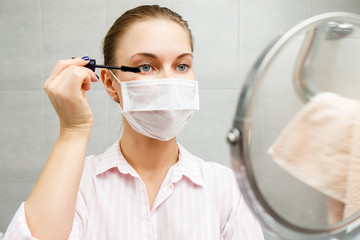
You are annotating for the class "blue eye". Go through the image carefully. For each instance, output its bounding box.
[177,64,188,72]
[139,64,153,72]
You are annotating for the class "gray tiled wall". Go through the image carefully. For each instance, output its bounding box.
[1,0,359,238]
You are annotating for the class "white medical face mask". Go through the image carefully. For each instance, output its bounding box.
[110,71,199,141]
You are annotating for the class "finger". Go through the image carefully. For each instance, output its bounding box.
[49,57,90,80]
[44,62,98,99]
[58,65,90,91]
[57,66,96,94]
[81,76,92,91]
[44,57,90,90]
[80,66,99,84]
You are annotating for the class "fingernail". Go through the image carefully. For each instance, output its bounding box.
[95,74,99,80]
[82,56,90,61]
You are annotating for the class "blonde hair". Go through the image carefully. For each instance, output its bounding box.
[102,5,194,66]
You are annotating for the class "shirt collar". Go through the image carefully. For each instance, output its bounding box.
[95,141,139,178]
[171,143,204,187]
[95,141,204,187]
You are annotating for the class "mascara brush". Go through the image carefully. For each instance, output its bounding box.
[73,57,141,73]
[86,59,140,73]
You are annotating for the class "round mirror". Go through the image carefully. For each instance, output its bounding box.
[228,12,360,240]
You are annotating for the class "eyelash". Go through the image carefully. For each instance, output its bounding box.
[176,64,190,72]
[137,63,191,73]
[138,64,153,72]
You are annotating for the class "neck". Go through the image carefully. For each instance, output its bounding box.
[119,119,179,175]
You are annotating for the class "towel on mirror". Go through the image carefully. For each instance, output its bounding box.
[267,92,360,219]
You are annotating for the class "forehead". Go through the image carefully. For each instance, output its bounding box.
[115,19,192,62]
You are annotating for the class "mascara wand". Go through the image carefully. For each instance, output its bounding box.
[83,58,141,73]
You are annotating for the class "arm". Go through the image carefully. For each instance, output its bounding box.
[4,187,88,240]
[25,130,89,239]
[24,58,98,240]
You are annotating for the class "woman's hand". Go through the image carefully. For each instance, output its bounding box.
[43,57,99,135]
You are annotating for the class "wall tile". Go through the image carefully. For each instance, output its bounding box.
[177,89,240,167]
[308,0,360,16]
[0,0,42,90]
[105,0,172,29]
[0,182,34,233]
[312,38,360,100]
[41,0,106,90]
[87,90,110,156]
[172,0,239,89]
[0,91,45,182]
[239,0,307,87]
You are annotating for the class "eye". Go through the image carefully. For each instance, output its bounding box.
[138,64,153,72]
[176,64,188,72]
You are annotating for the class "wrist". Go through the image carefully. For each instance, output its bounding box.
[59,119,93,136]
[59,126,92,139]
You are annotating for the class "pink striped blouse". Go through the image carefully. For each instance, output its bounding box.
[4,141,264,240]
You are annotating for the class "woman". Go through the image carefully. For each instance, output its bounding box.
[4,5,263,240]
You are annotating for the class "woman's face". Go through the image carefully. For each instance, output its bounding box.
[101,18,195,134]
[112,19,194,85]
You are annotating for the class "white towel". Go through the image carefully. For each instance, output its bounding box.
[268,92,360,219]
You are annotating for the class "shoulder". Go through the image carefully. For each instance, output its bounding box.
[180,144,236,183]
[179,143,240,198]
[76,155,100,193]
[199,159,235,178]
[82,141,120,175]
[78,142,120,191]
[200,159,237,187]
[80,154,103,178]
[83,154,102,173]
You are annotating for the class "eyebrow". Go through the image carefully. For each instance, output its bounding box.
[130,52,193,60]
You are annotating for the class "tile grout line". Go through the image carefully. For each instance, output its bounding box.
[237,0,240,89]
[39,0,47,162]
[306,0,310,17]
[104,0,110,143]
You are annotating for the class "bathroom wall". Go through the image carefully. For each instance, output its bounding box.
[0,0,359,238]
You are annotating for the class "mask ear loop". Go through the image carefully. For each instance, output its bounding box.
[109,70,121,104]
[113,97,120,104]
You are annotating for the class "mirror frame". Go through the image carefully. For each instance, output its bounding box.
[227,12,360,239]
